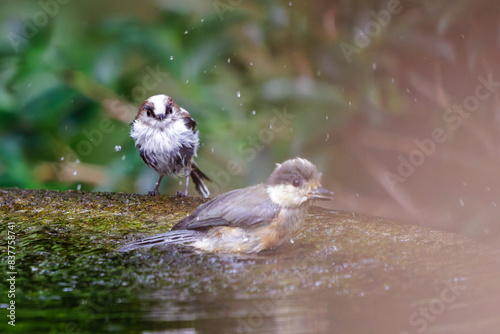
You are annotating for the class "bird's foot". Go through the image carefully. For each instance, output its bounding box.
[148,189,160,196]
[176,191,187,198]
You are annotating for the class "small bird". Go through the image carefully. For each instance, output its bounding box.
[119,158,333,253]
[131,94,210,197]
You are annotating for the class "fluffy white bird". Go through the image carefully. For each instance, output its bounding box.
[131,94,210,197]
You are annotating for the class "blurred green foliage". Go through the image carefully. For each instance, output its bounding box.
[0,0,351,194]
[1,0,500,242]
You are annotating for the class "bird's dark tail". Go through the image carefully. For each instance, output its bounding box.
[191,164,211,198]
[118,230,203,252]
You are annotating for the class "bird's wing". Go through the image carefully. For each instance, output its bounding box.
[183,116,197,132]
[180,107,197,131]
[172,184,280,231]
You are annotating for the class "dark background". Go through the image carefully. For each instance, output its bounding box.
[1,0,500,245]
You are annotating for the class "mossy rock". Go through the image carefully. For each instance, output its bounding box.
[1,188,499,334]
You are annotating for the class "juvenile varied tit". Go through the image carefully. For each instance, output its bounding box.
[131,94,210,197]
[119,158,333,253]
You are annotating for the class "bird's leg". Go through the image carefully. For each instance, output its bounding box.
[184,172,190,196]
[176,171,190,197]
[148,175,163,196]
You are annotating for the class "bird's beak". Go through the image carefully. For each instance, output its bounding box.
[307,186,334,200]
[156,114,166,121]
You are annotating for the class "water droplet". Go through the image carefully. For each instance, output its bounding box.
[60,157,65,161]
[372,62,377,70]
[184,30,188,34]
[77,184,81,191]
[289,1,292,6]
[170,56,174,60]
[186,79,189,83]
[459,198,465,207]
[121,155,126,161]
[252,110,256,115]
[249,62,253,66]
[73,170,78,176]
[227,58,231,63]
[406,88,411,93]
[211,147,214,153]
[348,101,352,106]
[201,18,204,23]
[391,78,395,83]
[325,115,329,120]
[75,159,80,164]
[237,91,241,98]
[325,134,330,141]
[114,145,121,152]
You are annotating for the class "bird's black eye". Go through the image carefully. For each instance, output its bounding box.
[166,102,173,114]
[292,178,302,187]
[144,107,153,117]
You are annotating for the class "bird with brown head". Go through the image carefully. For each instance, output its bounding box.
[119,158,333,253]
